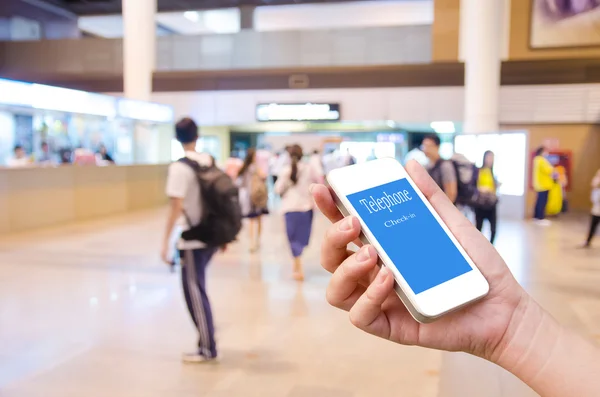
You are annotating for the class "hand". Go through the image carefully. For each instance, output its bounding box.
[160,242,171,266]
[311,160,529,362]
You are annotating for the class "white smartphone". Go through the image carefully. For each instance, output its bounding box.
[327,158,489,323]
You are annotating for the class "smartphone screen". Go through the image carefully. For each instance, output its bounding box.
[346,177,472,295]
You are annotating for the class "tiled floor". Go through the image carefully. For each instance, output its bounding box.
[0,209,598,397]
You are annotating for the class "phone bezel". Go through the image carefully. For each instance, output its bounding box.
[326,158,489,322]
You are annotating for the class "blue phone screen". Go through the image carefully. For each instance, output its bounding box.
[346,178,472,294]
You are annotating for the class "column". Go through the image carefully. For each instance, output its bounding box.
[122,0,156,101]
[461,0,503,133]
[239,5,256,30]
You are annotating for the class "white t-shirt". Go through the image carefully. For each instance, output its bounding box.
[7,157,31,168]
[274,161,322,214]
[271,151,290,177]
[165,151,213,250]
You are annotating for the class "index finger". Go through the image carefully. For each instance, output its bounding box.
[310,183,343,223]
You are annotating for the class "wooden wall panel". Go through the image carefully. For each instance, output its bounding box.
[431,0,460,62]
[73,167,128,220]
[509,0,600,60]
[0,165,168,235]
[6,167,76,232]
[503,124,600,213]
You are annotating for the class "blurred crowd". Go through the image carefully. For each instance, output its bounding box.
[4,142,115,168]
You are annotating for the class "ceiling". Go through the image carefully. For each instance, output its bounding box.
[41,0,387,15]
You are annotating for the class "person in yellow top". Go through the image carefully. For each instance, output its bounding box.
[475,151,499,244]
[532,146,555,225]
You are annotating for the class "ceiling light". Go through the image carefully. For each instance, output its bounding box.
[183,11,199,22]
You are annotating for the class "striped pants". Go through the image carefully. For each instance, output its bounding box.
[180,247,218,358]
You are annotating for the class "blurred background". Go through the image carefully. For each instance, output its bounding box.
[0,1,599,396]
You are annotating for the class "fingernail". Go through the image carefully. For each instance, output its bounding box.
[376,267,389,284]
[339,216,354,231]
[309,183,316,194]
[356,246,371,262]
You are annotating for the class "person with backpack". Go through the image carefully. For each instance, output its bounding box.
[421,134,458,203]
[275,144,322,281]
[474,150,499,244]
[237,148,269,252]
[161,117,242,363]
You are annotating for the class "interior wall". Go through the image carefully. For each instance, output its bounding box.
[431,0,460,62]
[255,0,433,31]
[509,0,600,60]
[503,124,600,214]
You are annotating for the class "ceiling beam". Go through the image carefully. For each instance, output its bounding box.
[57,0,385,16]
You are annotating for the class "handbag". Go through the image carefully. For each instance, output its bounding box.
[473,191,498,210]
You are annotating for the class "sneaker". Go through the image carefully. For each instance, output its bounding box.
[182,352,218,364]
[533,219,551,226]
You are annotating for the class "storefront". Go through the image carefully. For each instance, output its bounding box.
[0,78,174,166]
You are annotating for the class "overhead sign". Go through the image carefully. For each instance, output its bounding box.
[256,103,341,122]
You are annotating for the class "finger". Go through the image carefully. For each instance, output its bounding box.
[321,216,361,274]
[326,245,378,311]
[311,184,343,223]
[349,266,395,338]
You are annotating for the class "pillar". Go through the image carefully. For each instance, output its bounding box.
[239,5,256,30]
[461,0,503,133]
[122,0,156,101]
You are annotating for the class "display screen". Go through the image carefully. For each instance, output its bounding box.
[346,178,472,294]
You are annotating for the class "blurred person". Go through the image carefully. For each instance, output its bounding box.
[7,145,31,168]
[275,144,322,281]
[532,146,555,226]
[310,161,600,397]
[474,151,499,244]
[161,117,221,363]
[322,148,340,175]
[344,148,357,166]
[97,144,115,164]
[422,134,458,203]
[73,147,96,165]
[238,148,269,252]
[309,149,325,183]
[58,148,72,164]
[582,169,600,248]
[404,146,428,166]
[224,151,243,180]
[37,141,54,164]
[366,148,377,162]
[255,146,271,177]
[270,148,290,186]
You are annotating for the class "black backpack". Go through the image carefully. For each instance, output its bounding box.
[178,157,243,247]
[430,159,477,206]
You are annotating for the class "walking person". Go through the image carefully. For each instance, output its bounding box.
[582,169,600,248]
[238,148,269,252]
[421,134,458,204]
[474,151,499,244]
[275,144,322,281]
[532,146,555,226]
[161,117,235,363]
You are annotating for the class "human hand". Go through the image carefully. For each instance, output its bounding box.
[311,160,530,363]
[160,241,172,266]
